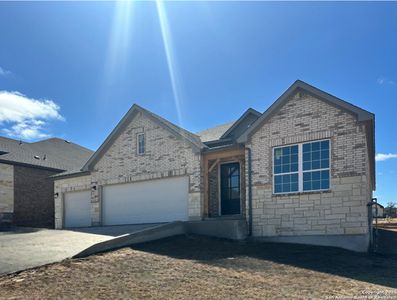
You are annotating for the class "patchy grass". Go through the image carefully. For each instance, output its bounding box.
[1,235,397,299]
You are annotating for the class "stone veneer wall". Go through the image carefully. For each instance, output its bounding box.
[0,163,14,223]
[246,90,372,238]
[54,111,202,228]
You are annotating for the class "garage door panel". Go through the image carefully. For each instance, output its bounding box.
[103,176,188,226]
[64,190,91,228]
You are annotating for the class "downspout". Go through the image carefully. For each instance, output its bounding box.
[367,197,378,253]
[245,147,253,236]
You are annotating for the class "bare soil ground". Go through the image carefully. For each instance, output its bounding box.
[1,235,397,300]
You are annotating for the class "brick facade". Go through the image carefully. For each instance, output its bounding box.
[13,165,58,227]
[208,162,219,217]
[55,111,203,228]
[246,90,371,238]
[0,163,14,223]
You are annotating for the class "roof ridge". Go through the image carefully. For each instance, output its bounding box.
[0,136,29,144]
[196,120,235,134]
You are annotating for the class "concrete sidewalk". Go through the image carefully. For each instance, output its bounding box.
[0,224,157,276]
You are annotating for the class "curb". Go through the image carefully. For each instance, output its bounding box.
[73,221,186,258]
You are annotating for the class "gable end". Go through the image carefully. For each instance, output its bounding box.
[82,105,205,171]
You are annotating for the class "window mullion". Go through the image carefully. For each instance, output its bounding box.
[298,143,303,192]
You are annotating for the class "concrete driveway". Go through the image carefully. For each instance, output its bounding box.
[0,224,157,276]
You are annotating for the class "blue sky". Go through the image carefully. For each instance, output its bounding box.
[0,1,396,205]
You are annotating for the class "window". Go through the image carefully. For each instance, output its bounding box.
[302,140,330,191]
[274,145,299,193]
[273,139,330,194]
[137,133,145,155]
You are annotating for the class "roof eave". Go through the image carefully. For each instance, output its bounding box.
[0,159,66,173]
[202,143,244,153]
[220,108,261,140]
[51,170,91,180]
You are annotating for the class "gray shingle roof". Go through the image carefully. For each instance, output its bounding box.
[0,136,94,171]
[196,122,235,142]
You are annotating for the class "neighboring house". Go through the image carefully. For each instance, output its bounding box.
[372,203,384,218]
[54,80,375,252]
[384,203,397,218]
[0,137,93,227]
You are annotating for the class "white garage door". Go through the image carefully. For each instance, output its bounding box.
[102,176,189,226]
[64,190,91,228]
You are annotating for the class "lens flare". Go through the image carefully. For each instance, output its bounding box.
[156,0,184,126]
[104,1,134,87]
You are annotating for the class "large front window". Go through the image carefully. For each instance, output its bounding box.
[273,139,330,194]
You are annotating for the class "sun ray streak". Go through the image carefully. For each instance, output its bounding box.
[103,1,134,90]
[156,0,184,126]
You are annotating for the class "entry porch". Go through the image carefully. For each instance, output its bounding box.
[202,146,247,219]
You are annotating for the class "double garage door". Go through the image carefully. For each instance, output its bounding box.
[64,176,189,228]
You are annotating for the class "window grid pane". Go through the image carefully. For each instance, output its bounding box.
[303,169,330,191]
[302,140,330,191]
[302,140,329,172]
[274,144,299,193]
[274,145,298,174]
[274,173,299,193]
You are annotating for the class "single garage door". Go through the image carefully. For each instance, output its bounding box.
[102,176,189,226]
[64,190,91,228]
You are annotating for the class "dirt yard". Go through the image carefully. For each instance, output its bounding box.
[1,235,397,300]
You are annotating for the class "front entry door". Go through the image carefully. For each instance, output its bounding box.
[220,162,241,215]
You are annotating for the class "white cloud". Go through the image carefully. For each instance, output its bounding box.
[375,153,397,162]
[0,91,64,140]
[377,77,395,85]
[0,66,11,77]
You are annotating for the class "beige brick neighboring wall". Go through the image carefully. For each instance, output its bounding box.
[247,90,372,238]
[54,175,91,229]
[0,163,14,215]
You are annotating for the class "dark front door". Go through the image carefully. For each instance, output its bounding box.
[220,162,241,215]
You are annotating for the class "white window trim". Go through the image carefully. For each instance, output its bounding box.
[137,133,145,155]
[272,139,331,195]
